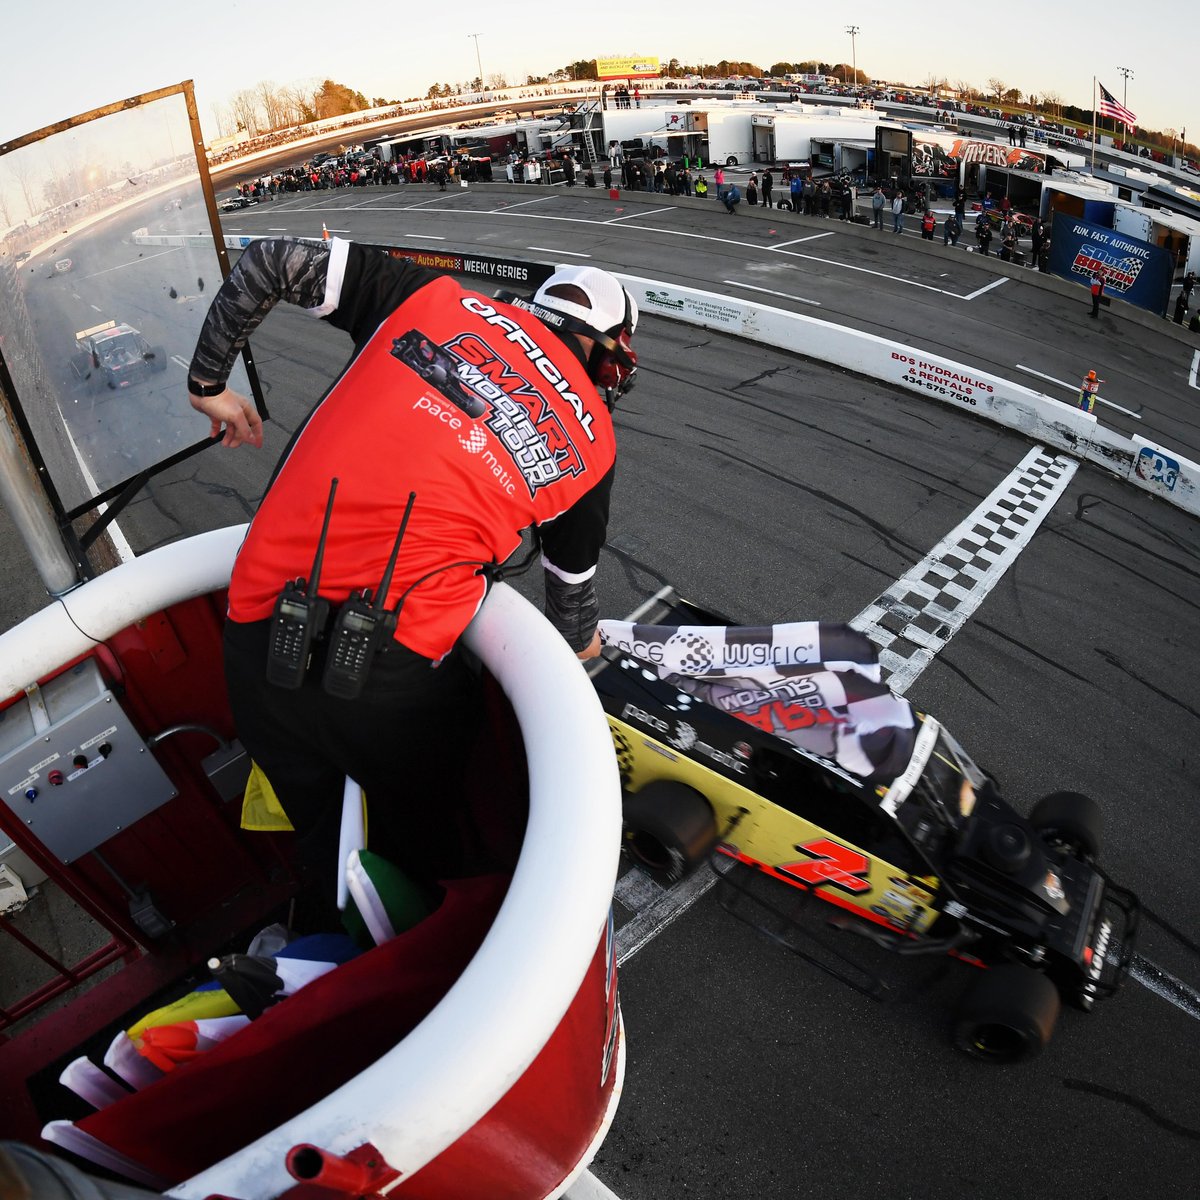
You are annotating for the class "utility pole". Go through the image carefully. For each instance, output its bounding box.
[845,26,860,88]
[468,33,483,91]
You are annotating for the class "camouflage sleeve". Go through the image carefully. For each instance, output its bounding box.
[188,238,335,383]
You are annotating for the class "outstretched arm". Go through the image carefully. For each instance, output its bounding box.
[189,238,336,383]
[187,238,341,447]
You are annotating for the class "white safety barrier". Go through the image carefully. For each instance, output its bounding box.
[127,234,1199,518]
[615,273,1200,518]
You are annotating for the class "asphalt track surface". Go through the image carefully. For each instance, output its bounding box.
[3,181,1199,1199]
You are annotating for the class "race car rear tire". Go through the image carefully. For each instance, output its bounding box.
[622,781,717,884]
[953,964,1061,1063]
[1029,791,1103,861]
[148,346,168,373]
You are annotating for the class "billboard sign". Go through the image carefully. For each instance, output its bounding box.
[1048,213,1173,316]
[596,56,660,80]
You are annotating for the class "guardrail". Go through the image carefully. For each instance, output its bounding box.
[130,230,1198,518]
[614,272,1198,517]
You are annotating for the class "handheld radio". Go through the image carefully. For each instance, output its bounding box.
[322,491,417,700]
[265,478,338,688]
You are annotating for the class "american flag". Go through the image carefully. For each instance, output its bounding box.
[1098,82,1136,129]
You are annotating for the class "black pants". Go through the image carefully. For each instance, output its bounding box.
[224,618,482,890]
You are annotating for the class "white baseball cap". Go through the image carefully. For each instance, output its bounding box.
[532,265,638,336]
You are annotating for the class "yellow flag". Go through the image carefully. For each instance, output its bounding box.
[240,761,294,831]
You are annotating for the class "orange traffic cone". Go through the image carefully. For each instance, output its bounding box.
[322,223,329,240]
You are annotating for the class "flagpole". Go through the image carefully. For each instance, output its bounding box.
[1091,77,1097,172]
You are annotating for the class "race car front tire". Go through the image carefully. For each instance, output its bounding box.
[1029,790,1103,862]
[622,781,717,884]
[953,963,1061,1063]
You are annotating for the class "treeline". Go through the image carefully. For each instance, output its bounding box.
[212,80,386,139]
[212,63,1196,162]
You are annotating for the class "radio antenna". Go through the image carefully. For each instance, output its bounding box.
[375,491,416,609]
[306,477,338,593]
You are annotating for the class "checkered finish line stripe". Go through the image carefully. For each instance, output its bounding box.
[851,445,1077,695]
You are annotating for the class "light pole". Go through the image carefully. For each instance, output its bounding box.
[845,26,860,88]
[1116,65,1133,109]
[468,33,484,91]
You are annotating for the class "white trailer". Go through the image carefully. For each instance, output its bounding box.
[601,100,910,171]
[1114,205,1200,276]
[600,104,705,160]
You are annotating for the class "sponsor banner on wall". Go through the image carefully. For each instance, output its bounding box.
[596,56,661,80]
[381,246,552,288]
[1047,213,1173,315]
[635,285,746,332]
[886,350,997,409]
[911,135,1046,179]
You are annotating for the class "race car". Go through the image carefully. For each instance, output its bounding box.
[219,193,256,212]
[591,588,1139,1062]
[71,320,167,390]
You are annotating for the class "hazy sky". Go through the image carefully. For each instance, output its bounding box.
[1,1,1192,148]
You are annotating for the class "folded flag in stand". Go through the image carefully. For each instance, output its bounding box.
[125,982,239,1039]
[598,619,916,784]
[1097,82,1136,129]
[207,933,359,1020]
[134,1015,252,1073]
[112,933,361,1078]
[343,848,440,949]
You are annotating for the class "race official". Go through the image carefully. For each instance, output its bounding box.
[186,238,639,883]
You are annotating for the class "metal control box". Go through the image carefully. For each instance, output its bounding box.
[0,659,177,864]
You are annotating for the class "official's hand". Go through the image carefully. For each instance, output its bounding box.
[190,385,263,449]
[576,630,602,661]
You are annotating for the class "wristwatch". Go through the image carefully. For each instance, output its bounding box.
[187,377,226,398]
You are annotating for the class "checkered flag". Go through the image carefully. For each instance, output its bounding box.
[599,619,915,783]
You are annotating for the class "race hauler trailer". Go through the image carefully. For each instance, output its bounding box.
[601,101,898,169]
[874,126,1062,197]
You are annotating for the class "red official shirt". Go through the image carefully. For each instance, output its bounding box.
[227,256,616,660]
